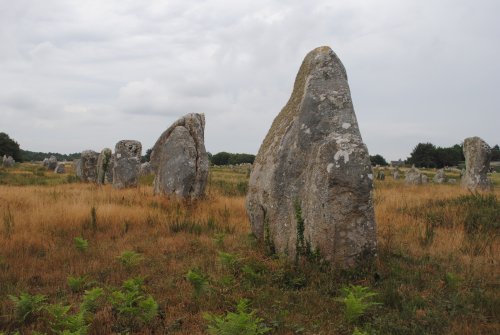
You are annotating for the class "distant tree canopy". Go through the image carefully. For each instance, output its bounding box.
[20,150,80,162]
[370,154,388,166]
[0,132,22,162]
[142,148,152,163]
[406,143,465,168]
[210,152,255,166]
[492,145,500,161]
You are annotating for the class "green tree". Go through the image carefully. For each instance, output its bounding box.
[211,152,231,165]
[142,148,152,163]
[370,154,388,166]
[0,132,22,161]
[407,143,437,168]
[491,145,500,161]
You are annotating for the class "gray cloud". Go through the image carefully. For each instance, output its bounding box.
[0,0,498,160]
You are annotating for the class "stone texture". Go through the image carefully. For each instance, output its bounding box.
[112,140,142,189]
[97,148,113,185]
[150,113,209,199]
[246,46,376,268]
[74,159,83,179]
[422,174,428,184]
[377,171,385,180]
[393,171,400,180]
[80,150,99,182]
[448,178,457,184]
[461,137,493,191]
[433,169,446,184]
[54,162,65,174]
[42,158,49,167]
[2,155,15,167]
[405,166,422,185]
[47,155,58,170]
[140,162,153,176]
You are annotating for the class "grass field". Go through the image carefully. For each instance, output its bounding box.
[0,163,498,334]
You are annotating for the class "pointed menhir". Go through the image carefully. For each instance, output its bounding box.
[246,46,377,268]
[150,113,209,199]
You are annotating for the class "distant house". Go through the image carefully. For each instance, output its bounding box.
[390,159,404,167]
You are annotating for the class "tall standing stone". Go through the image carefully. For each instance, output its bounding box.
[150,113,209,199]
[47,155,58,170]
[433,169,446,184]
[74,159,83,179]
[246,46,376,268]
[461,137,493,190]
[112,140,142,189]
[80,150,99,182]
[2,155,15,167]
[97,148,113,185]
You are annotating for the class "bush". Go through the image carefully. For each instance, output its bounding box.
[117,250,144,268]
[336,285,381,323]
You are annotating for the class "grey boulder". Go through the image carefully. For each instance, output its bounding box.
[80,150,99,182]
[461,137,493,191]
[47,155,58,170]
[97,148,113,185]
[112,140,141,189]
[246,46,376,268]
[150,113,209,199]
[54,162,65,174]
[433,169,446,184]
[405,166,422,185]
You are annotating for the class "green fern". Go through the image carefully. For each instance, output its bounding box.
[186,269,209,298]
[204,299,271,335]
[8,292,46,322]
[336,285,381,323]
[80,287,104,314]
[74,237,88,252]
[67,276,87,293]
[117,250,144,268]
[44,303,89,335]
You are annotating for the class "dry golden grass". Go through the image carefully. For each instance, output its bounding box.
[0,164,498,334]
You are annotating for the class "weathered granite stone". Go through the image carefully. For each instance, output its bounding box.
[377,171,385,180]
[97,148,113,185]
[433,169,446,184]
[422,174,428,184]
[393,171,400,180]
[246,46,376,268]
[47,155,58,170]
[112,140,141,189]
[74,159,83,179]
[54,162,65,174]
[2,155,15,167]
[80,150,99,182]
[461,137,493,191]
[140,162,153,176]
[405,166,422,185]
[42,158,49,167]
[150,113,209,199]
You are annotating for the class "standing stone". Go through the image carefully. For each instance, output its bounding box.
[461,137,493,190]
[47,155,58,170]
[112,140,141,189]
[97,148,113,185]
[377,171,385,180]
[42,158,49,167]
[246,46,376,268]
[80,150,99,182]
[393,171,400,180]
[74,159,83,179]
[405,166,422,185]
[422,174,428,184]
[54,162,65,174]
[150,113,209,199]
[433,169,446,184]
[2,155,15,167]
[140,162,153,176]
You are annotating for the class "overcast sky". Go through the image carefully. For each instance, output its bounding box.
[1,0,499,160]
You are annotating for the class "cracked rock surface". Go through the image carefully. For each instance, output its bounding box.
[150,113,209,199]
[112,140,141,189]
[246,46,376,268]
[461,136,492,191]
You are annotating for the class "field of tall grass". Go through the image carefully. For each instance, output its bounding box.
[0,163,498,334]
